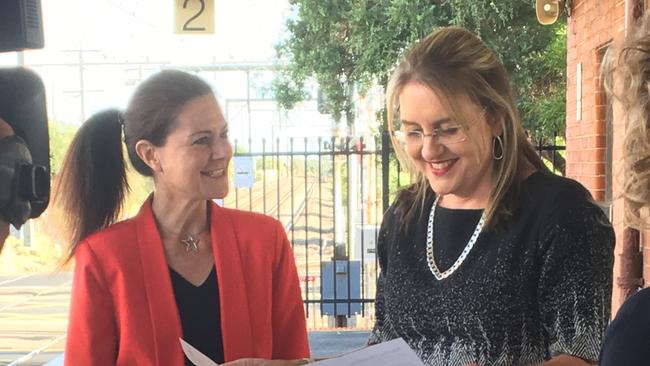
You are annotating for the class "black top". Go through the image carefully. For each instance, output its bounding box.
[369,171,614,366]
[170,265,225,365]
[433,206,483,272]
[599,287,650,365]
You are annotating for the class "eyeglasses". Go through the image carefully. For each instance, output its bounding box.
[392,108,487,146]
[392,125,467,146]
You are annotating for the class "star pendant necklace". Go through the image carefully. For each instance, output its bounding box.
[180,234,202,252]
[161,226,209,253]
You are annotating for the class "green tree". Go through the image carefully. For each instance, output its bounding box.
[48,121,78,177]
[274,0,566,173]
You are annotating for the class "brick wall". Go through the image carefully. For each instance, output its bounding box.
[566,0,624,199]
[566,0,629,315]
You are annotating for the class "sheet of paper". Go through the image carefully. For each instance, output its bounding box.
[309,338,424,366]
[179,337,220,366]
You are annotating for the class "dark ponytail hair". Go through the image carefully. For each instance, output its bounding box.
[57,109,127,262]
[57,70,213,261]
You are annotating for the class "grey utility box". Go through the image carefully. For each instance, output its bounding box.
[321,260,361,316]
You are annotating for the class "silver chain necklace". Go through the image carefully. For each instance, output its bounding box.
[426,196,485,280]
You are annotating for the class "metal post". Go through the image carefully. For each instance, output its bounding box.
[331,136,339,322]
[304,137,309,317]
[359,137,365,317]
[345,137,352,318]
[78,50,86,121]
[276,138,281,221]
[246,70,252,143]
[381,131,390,213]
[234,139,239,209]
[318,137,324,317]
[248,137,253,211]
[262,139,267,214]
[290,137,295,249]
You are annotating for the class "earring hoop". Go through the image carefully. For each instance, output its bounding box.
[493,135,504,160]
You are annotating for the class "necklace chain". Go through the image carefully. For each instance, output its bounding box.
[426,196,485,280]
[160,227,208,253]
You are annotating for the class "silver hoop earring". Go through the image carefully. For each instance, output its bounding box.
[492,136,504,160]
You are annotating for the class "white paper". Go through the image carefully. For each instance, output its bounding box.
[308,338,424,366]
[179,337,220,366]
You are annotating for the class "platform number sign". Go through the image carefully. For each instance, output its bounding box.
[174,0,215,34]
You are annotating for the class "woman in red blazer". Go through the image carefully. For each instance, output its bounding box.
[57,70,310,365]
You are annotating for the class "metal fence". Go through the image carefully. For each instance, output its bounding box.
[224,134,387,328]
[532,133,566,175]
[224,132,565,328]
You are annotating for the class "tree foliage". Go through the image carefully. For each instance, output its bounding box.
[273,0,567,148]
[48,121,78,178]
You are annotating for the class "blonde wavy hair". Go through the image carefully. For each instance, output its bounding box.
[604,15,650,228]
[387,27,547,231]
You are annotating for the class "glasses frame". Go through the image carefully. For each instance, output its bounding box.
[392,125,468,146]
[391,108,487,146]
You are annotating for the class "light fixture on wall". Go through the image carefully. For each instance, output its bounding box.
[535,0,572,25]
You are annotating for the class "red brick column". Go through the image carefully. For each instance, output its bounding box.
[566,0,627,316]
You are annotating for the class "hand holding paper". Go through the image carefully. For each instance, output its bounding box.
[308,338,424,366]
[180,338,220,366]
[180,337,424,366]
[221,359,309,366]
[180,338,309,366]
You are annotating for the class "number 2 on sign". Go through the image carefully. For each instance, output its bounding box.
[174,0,214,34]
[183,0,205,31]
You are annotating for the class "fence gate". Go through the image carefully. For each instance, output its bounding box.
[222,133,394,329]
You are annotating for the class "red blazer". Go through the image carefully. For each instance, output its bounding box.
[64,199,310,365]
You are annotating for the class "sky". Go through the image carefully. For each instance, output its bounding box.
[38,0,293,62]
[1,0,339,143]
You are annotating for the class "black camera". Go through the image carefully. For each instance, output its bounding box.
[0,0,50,229]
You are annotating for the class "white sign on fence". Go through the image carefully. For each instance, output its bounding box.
[233,156,255,188]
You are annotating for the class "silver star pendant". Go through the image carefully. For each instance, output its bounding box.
[181,235,200,252]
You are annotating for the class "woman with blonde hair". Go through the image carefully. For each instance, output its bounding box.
[368,26,614,365]
[599,14,650,366]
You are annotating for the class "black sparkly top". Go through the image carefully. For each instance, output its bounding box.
[369,171,614,365]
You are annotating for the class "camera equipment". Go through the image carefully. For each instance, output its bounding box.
[0,0,49,228]
[0,69,50,228]
[0,0,44,52]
